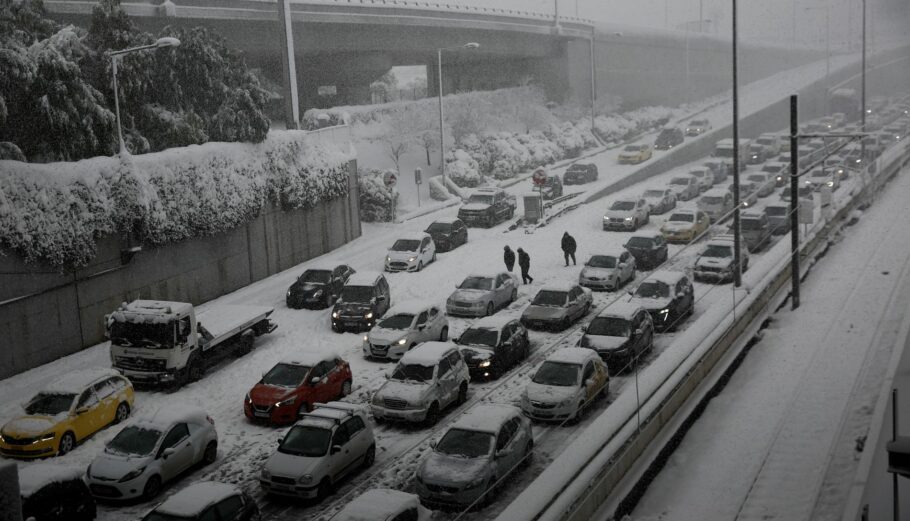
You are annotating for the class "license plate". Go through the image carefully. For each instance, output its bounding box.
[344,321,359,328]
[254,411,270,418]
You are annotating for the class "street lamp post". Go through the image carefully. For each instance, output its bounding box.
[732,0,742,288]
[109,37,181,153]
[437,42,479,189]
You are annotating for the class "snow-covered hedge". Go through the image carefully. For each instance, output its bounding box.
[445,149,483,187]
[593,106,680,144]
[0,132,353,268]
[357,169,399,222]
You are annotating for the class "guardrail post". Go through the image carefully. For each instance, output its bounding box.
[789,94,800,310]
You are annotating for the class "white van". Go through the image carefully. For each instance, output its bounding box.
[713,138,752,171]
[697,188,734,222]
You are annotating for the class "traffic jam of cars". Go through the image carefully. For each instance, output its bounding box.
[5,94,909,521]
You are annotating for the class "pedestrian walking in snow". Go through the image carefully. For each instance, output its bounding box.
[517,247,533,284]
[504,245,516,272]
[561,232,577,266]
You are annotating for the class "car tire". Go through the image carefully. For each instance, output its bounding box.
[457,382,468,405]
[341,380,352,398]
[645,213,650,225]
[432,252,437,263]
[58,431,76,456]
[571,401,586,424]
[114,402,131,424]
[417,261,423,272]
[316,478,333,501]
[486,214,495,228]
[439,326,449,342]
[296,402,310,419]
[362,444,376,468]
[143,475,162,500]
[511,288,518,303]
[486,302,494,316]
[425,402,440,426]
[203,441,218,465]
[560,317,571,331]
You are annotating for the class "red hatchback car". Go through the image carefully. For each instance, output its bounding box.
[244,351,353,425]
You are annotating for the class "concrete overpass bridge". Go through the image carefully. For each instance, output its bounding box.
[45,0,821,122]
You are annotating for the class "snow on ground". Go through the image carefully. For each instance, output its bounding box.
[629,163,910,521]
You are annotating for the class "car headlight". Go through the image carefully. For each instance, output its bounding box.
[364,312,374,319]
[827,181,834,187]
[313,289,323,297]
[332,311,339,319]
[119,466,147,483]
[479,360,492,368]
[408,256,416,263]
[298,474,313,484]
[624,216,633,221]
[465,476,487,490]
[386,255,391,263]
[776,176,783,182]
[363,335,369,342]
[261,469,271,480]
[286,289,292,298]
[397,338,408,345]
[245,393,252,404]
[275,396,296,408]
[37,433,55,442]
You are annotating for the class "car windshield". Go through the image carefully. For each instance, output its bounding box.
[567,165,586,173]
[626,236,655,248]
[586,316,631,337]
[714,148,735,158]
[109,320,174,349]
[279,425,332,457]
[391,239,420,252]
[587,255,617,268]
[643,190,665,198]
[611,201,635,211]
[532,290,568,307]
[339,285,372,302]
[689,170,705,178]
[766,206,788,216]
[668,213,694,223]
[435,429,494,458]
[144,513,196,521]
[635,281,671,298]
[762,165,782,173]
[459,277,494,291]
[748,176,767,184]
[378,314,415,330]
[691,120,708,126]
[701,196,723,205]
[107,425,162,456]
[741,218,765,230]
[670,177,690,186]
[426,222,452,233]
[702,244,733,258]
[624,145,642,152]
[391,363,434,383]
[468,194,494,205]
[262,363,311,387]
[459,328,498,348]
[757,138,775,146]
[300,270,331,284]
[532,361,580,386]
[24,392,75,416]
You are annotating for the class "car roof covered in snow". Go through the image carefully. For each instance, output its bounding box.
[668,208,697,217]
[385,301,442,317]
[741,210,766,219]
[44,368,123,395]
[428,218,460,225]
[546,347,599,366]
[132,404,210,431]
[536,284,579,295]
[706,234,736,247]
[18,463,86,498]
[642,270,687,286]
[152,482,240,517]
[335,488,421,521]
[450,404,521,434]
[467,315,520,330]
[688,167,709,173]
[344,271,384,287]
[629,231,665,240]
[390,232,431,245]
[701,188,730,198]
[401,341,458,366]
[598,301,645,320]
[302,402,365,425]
[279,348,337,368]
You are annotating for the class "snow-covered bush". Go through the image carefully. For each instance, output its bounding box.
[428,176,449,201]
[0,132,353,268]
[445,149,483,187]
[592,106,681,144]
[357,169,398,222]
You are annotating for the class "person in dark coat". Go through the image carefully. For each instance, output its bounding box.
[504,245,515,272]
[517,247,533,284]
[561,232,577,266]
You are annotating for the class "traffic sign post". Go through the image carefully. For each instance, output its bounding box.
[414,168,422,207]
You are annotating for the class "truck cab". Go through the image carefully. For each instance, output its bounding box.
[457,187,517,228]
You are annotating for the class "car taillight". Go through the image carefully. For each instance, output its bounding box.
[206,415,215,426]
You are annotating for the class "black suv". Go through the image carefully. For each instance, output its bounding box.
[563,163,599,184]
[628,271,694,332]
[456,317,530,379]
[578,302,654,373]
[624,233,668,270]
[424,219,468,252]
[331,272,391,333]
[654,127,684,150]
[20,466,96,521]
[286,264,355,309]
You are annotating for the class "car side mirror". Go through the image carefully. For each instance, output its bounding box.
[495,449,507,459]
[580,326,588,332]
[384,370,392,380]
[311,376,321,385]
[331,445,342,455]
[634,328,643,337]
[161,447,176,459]
[627,289,633,296]
[429,440,437,449]
[417,324,426,331]
[376,295,386,302]
[585,378,595,388]
[75,406,91,415]
[452,336,460,344]
[277,437,284,445]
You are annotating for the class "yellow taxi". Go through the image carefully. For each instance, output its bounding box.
[0,369,134,458]
[660,209,711,243]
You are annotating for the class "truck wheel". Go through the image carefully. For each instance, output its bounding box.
[188,357,204,382]
[235,331,254,357]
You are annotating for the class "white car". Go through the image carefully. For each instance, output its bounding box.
[86,405,218,500]
[260,402,374,501]
[641,188,677,215]
[806,168,840,191]
[446,272,519,317]
[746,172,776,197]
[415,404,533,508]
[755,133,781,156]
[668,175,700,201]
[687,167,714,192]
[385,233,436,272]
[363,302,449,360]
[334,489,431,521]
[603,198,650,231]
[370,342,470,425]
[694,235,750,283]
[578,251,636,291]
[697,188,734,222]
[140,482,258,521]
[521,348,609,423]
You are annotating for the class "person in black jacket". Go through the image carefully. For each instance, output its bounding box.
[517,247,533,284]
[561,232,577,266]
[504,245,515,272]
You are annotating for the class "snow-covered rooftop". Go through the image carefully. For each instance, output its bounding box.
[450,404,520,434]
[133,404,210,430]
[280,348,337,368]
[401,341,457,366]
[547,347,599,366]
[345,271,384,286]
[469,315,520,330]
[335,489,420,521]
[44,368,121,395]
[385,300,441,317]
[152,481,239,517]
[598,301,645,320]
[18,463,85,498]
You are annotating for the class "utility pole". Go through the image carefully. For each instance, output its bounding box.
[590,28,597,134]
[732,0,742,288]
[277,0,300,129]
[789,95,800,309]
[861,0,866,164]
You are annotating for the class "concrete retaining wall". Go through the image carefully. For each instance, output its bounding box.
[0,161,360,379]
